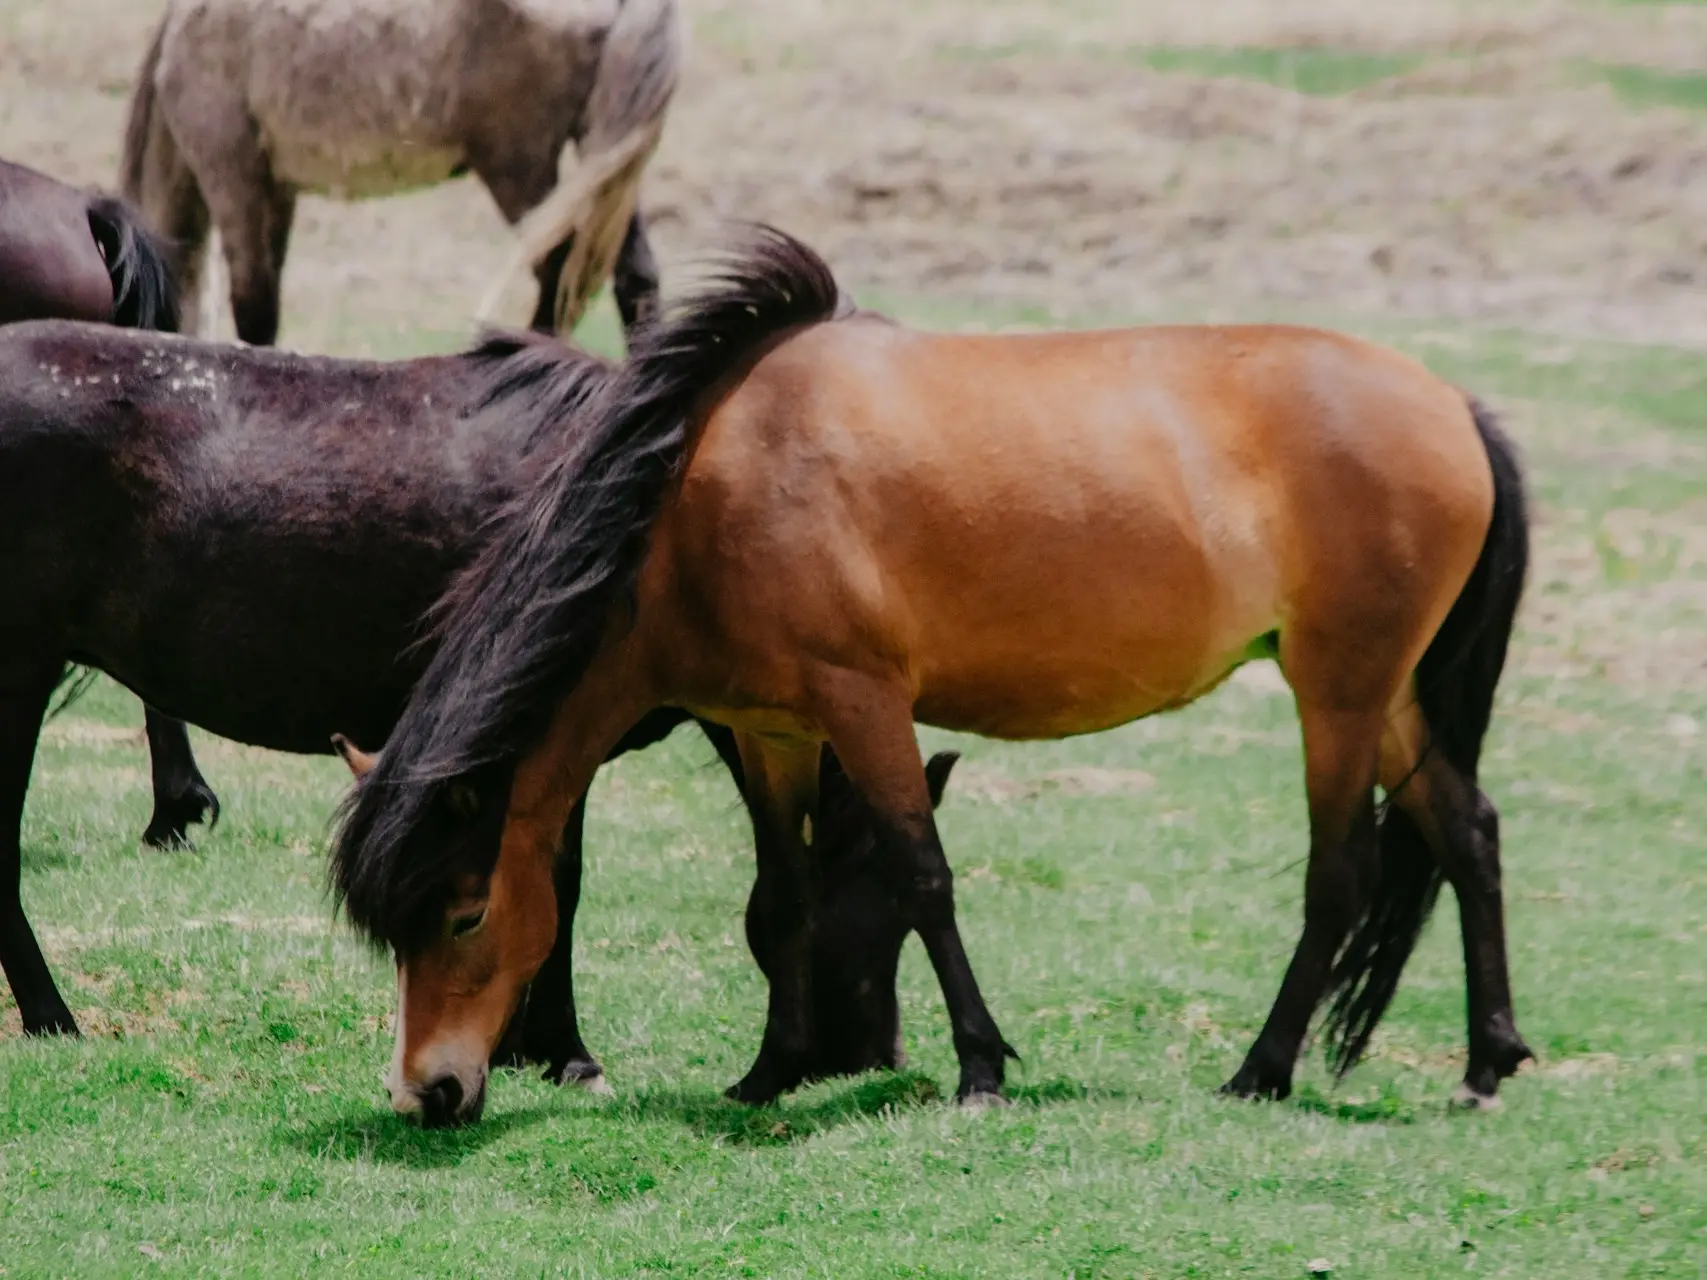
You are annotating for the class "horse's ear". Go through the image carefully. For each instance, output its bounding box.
[924,752,960,809]
[332,734,379,779]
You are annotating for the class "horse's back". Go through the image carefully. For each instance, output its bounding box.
[0,321,530,747]
[156,0,611,194]
[666,318,1493,738]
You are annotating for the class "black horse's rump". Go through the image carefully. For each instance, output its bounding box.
[0,157,177,330]
[0,319,917,1084]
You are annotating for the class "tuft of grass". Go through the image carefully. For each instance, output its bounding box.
[1599,63,1707,111]
[1137,45,1424,96]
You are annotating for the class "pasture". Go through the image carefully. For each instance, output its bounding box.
[2,0,1705,1275]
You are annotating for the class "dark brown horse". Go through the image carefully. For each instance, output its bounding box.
[120,0,679,346]
[0,320,922,1090]
[0,155,221,851]
[333,227,1533,1127]
[0,157,178,331]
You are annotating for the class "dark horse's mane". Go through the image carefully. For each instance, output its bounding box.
[332,227,845,951]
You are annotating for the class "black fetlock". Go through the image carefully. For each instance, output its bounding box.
[1220,1047,1294,1101]
[142,780,220,849]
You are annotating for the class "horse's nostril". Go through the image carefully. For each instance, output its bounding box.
[418,1074,464,1129]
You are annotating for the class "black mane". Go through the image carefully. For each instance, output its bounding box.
[331,227,845,951]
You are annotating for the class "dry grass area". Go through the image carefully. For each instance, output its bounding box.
[2,0,1705,347]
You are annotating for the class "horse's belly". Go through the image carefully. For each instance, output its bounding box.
[267,136,464,197]
[914,645,1249,740]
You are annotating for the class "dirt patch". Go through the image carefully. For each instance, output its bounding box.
[1,0,1705,349]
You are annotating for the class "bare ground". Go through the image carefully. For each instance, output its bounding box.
[2,0,1705,347]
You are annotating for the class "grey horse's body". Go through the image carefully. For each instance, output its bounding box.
[121,0,681,345]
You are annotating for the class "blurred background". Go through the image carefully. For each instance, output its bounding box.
[4,0,1703,353]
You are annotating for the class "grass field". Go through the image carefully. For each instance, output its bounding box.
[2,0,1706,1275]
[3,310,1704,1277]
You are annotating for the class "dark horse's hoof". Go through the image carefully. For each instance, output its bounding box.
[24,1012,80,1038]
[555,1060,614,1094]
[725,1056,807,1106]
[1219,1066,1291,1102]
[142,781,221,849]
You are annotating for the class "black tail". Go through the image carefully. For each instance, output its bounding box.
[1324,395,1528,1074]
[331,226,843,951]
[87,195,179,332]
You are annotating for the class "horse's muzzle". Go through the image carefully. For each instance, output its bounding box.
[417,1071,487,1128]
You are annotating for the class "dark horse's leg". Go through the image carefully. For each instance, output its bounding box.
[1398,756,1532,1106]
[489,795,607,1090]
[140,709,220,849]
[610,210,661,336]
[0,661,78,1036]
[725,733,823,1104]
[1223,702,1385,1101]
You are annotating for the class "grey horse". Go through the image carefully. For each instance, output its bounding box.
[120,0,681,346]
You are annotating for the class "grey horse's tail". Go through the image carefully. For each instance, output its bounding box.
[479,0,684,335]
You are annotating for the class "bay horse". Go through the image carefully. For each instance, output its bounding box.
[0,155,220,850]
[120,0,681,346]
[332,227,1534,1127]
[0,319,927,1091]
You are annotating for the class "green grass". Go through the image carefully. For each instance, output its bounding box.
[3,305,1706,1276]
[940,40,1423,97]
[1135,47,1424,97]
[1598,63,1707,111]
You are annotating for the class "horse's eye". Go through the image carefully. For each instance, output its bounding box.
[449,907,487,939]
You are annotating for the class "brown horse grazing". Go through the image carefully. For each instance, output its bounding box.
[332,228,1534,1127]
[120,0,681,346]
[0,319,917,1092]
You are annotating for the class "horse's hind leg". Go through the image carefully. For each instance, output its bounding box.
[490,796,608,1092]
[0,661,78,1036]
[1382,726,1532,1107]
[140,709,220,850]
[1223,699,1386,1100]
[168,102,295,345]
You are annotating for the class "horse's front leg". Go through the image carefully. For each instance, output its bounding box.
[489,795,608,1092]
[0,661,79,1036]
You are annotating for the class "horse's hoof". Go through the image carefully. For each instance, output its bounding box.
[1450,1082,1503,1112]
[724,1070,794,1107]
[141,783,221,849]
[555,1061,612,1095]
[1219,1070,1290,1102]
[957,1089,1009,1110]
[23,1007,80,1037]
